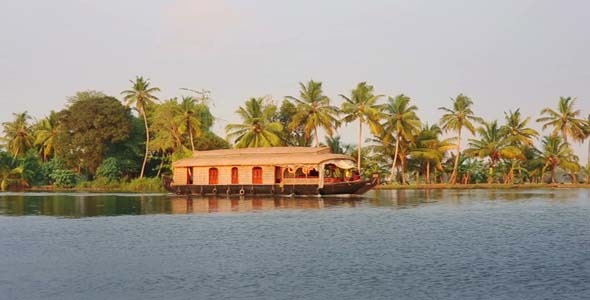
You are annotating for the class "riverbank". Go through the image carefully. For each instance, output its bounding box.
[376,183,590,190]
[22,177,166,193]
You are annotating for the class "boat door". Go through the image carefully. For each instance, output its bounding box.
[187,167,193,184]
[252,167,263,184]
[209,168,219,184]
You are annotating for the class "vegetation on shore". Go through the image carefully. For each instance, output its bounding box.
[1,78,590,192]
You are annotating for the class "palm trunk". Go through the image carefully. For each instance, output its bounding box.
[506,162,514,184]
[426,161,431,184]
[314,127,319,147]
[189,128,195,152]
[401,158,406,185]
[449,130,461,184]
[357,120,362,172]
[156,153,165,178]
[390,137,400,183]
[140,110,150,179]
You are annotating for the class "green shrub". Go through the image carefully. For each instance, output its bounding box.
[49,169,79,188]
[122,177,165,192]
[96,157,122,182]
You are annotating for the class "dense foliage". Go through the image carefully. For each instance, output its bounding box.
[1,77,589,191]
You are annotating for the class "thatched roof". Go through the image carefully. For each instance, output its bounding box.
[172,147,355,168]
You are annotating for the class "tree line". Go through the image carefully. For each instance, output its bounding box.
[1,77,589,190]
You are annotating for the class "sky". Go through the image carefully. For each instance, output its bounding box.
[1,0,589,161]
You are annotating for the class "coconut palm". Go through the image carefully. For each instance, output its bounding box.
[340,82,384,171]
[0,152,23,191]
[226,97,284,148]
[121,76,160,178]
[410,124,455,184]
[174,96,202,152]
[286,80,340,147]
[382,94,421,184]
[465,120,523,183]
[324,135,351,155]
[150,99,188,176]
[501,109,539,147]
[539,135,579,183]
[537,97,586,144]
[34,111,59,162]
[438,94,483,184]
[2,112,34,160]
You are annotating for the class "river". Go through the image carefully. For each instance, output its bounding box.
[1,189,589,299]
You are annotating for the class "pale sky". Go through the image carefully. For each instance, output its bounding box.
[1,0,589,160]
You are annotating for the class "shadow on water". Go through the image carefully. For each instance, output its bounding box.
[0,188,585,217]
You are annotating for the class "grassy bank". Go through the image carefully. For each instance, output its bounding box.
[26,177,166,193]
[376,183,590,190]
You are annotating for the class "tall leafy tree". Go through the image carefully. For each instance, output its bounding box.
[174,96,202,152]
[121,76,160,178]
[465,120,523,183]
[340,82,384,172]
[226,97,284,148]
[501,109,539,147]
[2,112,34,160]
[538,135,579,183]
[410,124,455,184]
[537,97,586,144]
[286,80,340,147]
[34,111,60,162]
[382,94,421,184]
[438,94,482,184]
[324,135,351,155]
[55,95,132,176]
[277,100,309,146]
[0,151,23,191]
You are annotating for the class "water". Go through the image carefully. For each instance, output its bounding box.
[1,189,589,300]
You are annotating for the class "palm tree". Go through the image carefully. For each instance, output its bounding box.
[439,94,483,184]
[501,109,539,147]
[121,76,160,178]
[537,97,586,144]
[383,94,421,184]
[340,82,384,171]
[226,97,284,148]
[174,96,202,152]
[286,80,340,147]
[366,132,396,178]
[410,124,455,184]
[465,120,523,183]
[150,99,188,176]
[324,135,351,154]
[0,152,23,191]
[2,112,34,160]
[539,135,579,183]
[34,111,59,162]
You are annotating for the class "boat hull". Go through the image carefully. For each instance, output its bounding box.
[164,177,377,196]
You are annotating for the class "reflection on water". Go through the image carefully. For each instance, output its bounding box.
[0,188,587,217]
[0,193,364,217]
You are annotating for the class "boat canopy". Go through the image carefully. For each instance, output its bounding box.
[172,147,356,168]
[323,159,356,170]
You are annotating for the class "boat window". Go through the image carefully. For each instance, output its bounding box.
[209,168,219,184]
[231,167,239,184]
[252,167,263,184]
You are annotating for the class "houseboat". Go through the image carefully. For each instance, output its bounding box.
[163,147,378,196]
